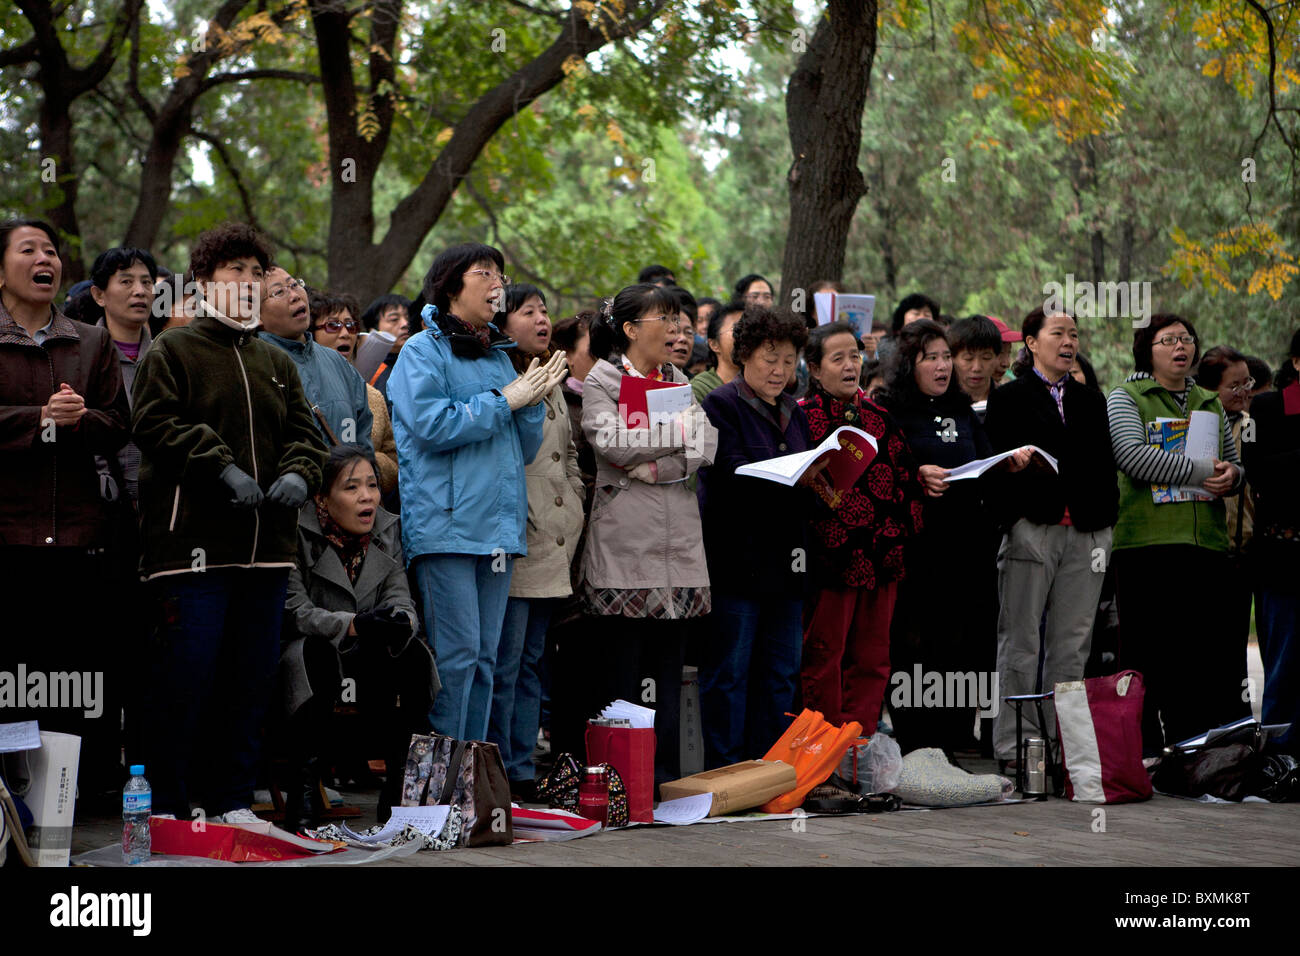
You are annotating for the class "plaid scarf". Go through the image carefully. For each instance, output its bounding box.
[315,498,370,585]
[447,313,493,350]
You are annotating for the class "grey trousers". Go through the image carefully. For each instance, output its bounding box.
[993,519,1112,760]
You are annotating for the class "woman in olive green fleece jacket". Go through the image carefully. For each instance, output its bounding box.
[129,223,328,821]
[1106,314,1248,756]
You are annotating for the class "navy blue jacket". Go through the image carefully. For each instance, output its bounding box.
[698,378,813,599]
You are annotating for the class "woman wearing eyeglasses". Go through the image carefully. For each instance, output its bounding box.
[574,283,717,787]
[310,290,399,498]
[389,243,568,742]
[259,270,374,456]
[1107,314,1250,755]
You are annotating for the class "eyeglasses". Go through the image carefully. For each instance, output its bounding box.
[1227,378,1256,395]
[1155,334,1195,347]
[744,290,774,302]
[264,278,305,301]
[316,318,359,333]
[465,269,508,285]
[633,314,676,328]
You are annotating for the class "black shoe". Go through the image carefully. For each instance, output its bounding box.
[283,757,324,833]
[509,779,537,804]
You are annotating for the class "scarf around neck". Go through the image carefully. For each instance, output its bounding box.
[316,498,370,585]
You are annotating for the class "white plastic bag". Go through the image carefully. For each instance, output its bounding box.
[838,732,903,794]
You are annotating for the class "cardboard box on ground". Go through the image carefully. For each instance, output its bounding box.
[659,760,797,816]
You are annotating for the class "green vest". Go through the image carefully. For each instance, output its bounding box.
[1112,378,1229,553]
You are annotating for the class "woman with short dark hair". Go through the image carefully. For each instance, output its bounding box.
[0,218,132,794]
[880,320,1028,755]
[798,321,925,734]
[488,284,585,799]
[1107,313,1249,753]
[389,243,568,743]
[698,306,813,766]
[280,444,434,828]
[983,308,1118,770]
[133,221,328,822]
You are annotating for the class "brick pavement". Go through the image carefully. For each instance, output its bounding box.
[69,773,1300,867]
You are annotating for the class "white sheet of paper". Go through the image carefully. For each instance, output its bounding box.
[598,699,656,728]
[645,383,693,427]
[734,426,875,486]
[1178,410,1220,500]
[342,805,450,843]
[944,444,1060,481]
[0,720,42,753]
[653,793,715,824]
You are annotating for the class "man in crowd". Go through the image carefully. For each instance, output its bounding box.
[259,265,373,453]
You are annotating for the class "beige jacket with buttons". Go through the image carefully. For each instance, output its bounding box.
[578,357,717,592]
[510,384,587,598]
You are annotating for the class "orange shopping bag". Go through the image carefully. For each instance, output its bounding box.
[758,709,863,813]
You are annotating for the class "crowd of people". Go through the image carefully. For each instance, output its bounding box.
[2,216,1298,833]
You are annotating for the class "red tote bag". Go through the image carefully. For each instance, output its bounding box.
[1054,671,1153,804]
[585,724,656,823]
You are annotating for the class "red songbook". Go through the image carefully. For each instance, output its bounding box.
[617,375,691,428]
[823,427,876,490]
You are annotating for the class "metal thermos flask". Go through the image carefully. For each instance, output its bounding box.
[1024,737,1048,797]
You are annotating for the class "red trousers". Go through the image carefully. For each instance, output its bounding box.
[801,581,898,733]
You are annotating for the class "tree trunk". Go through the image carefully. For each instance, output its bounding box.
[780,0,877,311]
[319,1,669,304]
[1117,215,1134,285]
[38,84,87,283]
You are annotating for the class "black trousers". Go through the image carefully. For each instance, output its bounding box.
[1,546,122,795]
[548,614,686,789]
[293,633,434,806]
[1114,545,1251,754]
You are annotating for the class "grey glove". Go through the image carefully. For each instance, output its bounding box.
[267,472,309,508]
[220,463,264,510]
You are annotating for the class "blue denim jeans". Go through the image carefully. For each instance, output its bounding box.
[489,596,557,783]
[145,567,288,817]
[1258,587,1300,748]
[699,591,803,768]
[412,553,513,742]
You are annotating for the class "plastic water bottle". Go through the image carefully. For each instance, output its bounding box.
[122,764,152,865]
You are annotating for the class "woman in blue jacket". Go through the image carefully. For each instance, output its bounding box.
[389,243,567,742]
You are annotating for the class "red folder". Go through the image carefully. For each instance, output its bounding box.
[617,375,683,428]
[148,816,343,862]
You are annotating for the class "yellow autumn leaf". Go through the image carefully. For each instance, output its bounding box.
[972,82,994,99]
[434,127,454,146]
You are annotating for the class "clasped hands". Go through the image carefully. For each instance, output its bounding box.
[502,350,569,411]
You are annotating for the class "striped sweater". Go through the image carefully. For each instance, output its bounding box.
[1106,372,1244,490]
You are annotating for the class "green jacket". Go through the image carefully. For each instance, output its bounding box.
[1112,376,1228,553]
[131,310,328,579]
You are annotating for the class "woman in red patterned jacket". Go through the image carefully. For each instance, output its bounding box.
[798,321,925,733]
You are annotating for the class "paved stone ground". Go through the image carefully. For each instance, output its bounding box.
[68,756,1300,867]
[68,643,1295,867]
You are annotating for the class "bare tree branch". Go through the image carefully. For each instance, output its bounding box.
[200,68,321,93]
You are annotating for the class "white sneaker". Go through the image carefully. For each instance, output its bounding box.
[214,807,262,825]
